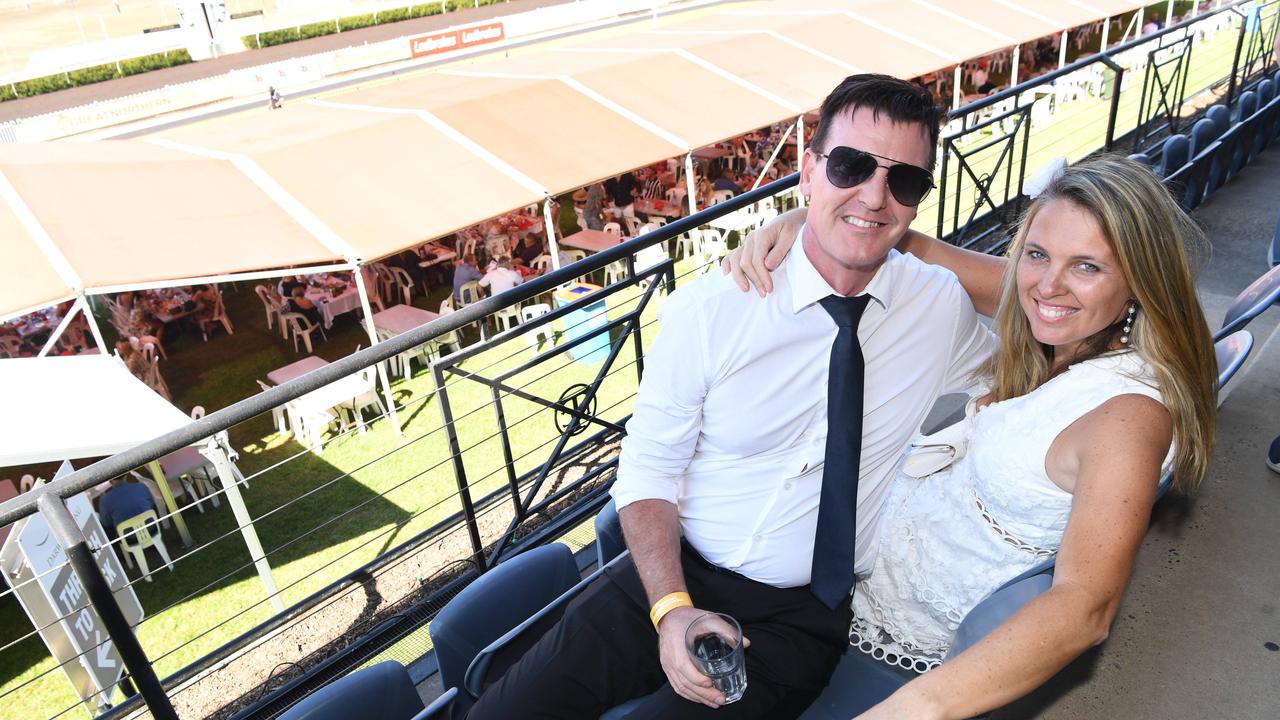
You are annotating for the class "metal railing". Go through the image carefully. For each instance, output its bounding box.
[1,4,1278,719]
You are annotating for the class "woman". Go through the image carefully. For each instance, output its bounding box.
[723,156,1216,719]
[287,284,323,328]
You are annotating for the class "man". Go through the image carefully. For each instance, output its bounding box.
[584,182,607,230]
[469,74,995,719]
[478,257,524,297]
[605,171,640,219]
[97,477,157,541]
[713,168,746,196]
[451,254,483,303]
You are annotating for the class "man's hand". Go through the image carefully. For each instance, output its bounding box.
[657,606,747,708]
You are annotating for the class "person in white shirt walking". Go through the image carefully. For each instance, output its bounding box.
[468,74,997,720]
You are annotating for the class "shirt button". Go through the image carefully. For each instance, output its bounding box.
[753,534,763,542]
[784,482,793,490]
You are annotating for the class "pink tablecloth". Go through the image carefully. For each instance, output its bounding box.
[559,229,621,253]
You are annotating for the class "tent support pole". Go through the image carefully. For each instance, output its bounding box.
[351,266,402,437]
[37,297,85,357]
[544,197,562,271]
[1059,31,1068,70]
[751,120,795,192]
[684,152,697,217]
[1102,17,1110,51]
[1011,44,1020,88]
[201,440,286,614]
[79,292,109,353]
[147,460,192,546]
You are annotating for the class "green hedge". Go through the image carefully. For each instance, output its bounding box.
[299,21,339,39]
[0,49,191,103]
[338,13,376,32]
[408,2,444,18]
[376,8,410,23]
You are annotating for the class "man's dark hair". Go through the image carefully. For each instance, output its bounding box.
[810,74,943,169]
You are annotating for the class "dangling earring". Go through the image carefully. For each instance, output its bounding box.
[1120,302,1137,345]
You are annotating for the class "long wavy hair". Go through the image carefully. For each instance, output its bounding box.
[986,155,1216,492]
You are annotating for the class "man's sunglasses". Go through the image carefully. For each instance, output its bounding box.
[813,146,935,207]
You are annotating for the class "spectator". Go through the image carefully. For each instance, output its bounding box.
[287,285,323,327]
[604,172,639,218]
[452,254,484,303]
[478,257,524,296]
[638,167,664,200]
[713,168,746,196]
[513,234,545,270]
[279,275,306,299]
[268,86,282,110]
[583,183,606,230]
[97,477,158,541]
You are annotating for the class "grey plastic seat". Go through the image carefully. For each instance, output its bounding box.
[1269,210,1280,268]
[1157,134,1190,177]
[594,498,626,567]
[1214,263,1280,341]
[277,661,424,720]
[431,543,580,717]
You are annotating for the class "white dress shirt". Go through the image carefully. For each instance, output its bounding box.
[479,266,523,295]
[614,226,997,587]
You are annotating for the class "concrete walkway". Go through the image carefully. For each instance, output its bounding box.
[998,152,1280,719]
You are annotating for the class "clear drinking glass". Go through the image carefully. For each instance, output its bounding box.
[684,612,747,704]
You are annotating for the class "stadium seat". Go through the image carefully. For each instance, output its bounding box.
[432,544,580,716]
[1157,133,1190,177]
[1214,263,1280,340]
[277,661,423,720]
[1269,210,1280,268]
[594,498,626,567]
[411,687,457,720]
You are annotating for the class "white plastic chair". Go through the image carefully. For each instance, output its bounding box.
[1,335,23,358]
[494,305,521,333]
[19,474,36,493]
[574,207,588,232]
[389,266,415,306]
[255,285,286,338]
[696,229,727,272]
[604,260,628,286]
[201,287,234,341]
[711,189,735,205]
[520,304,554,350]
[430,304,464,358]
[339,366,386,435]
[533,254,552,275]
[116,510,173,582]
[256,380,289,435]
[458,281,482,307]
[281,312,327,354]
[623,215,644,238]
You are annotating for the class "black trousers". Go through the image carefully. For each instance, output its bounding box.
[467,543,852,720]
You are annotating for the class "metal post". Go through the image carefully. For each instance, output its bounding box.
[1166,0,1175,27]
[147,460,193,546]
[544,197,562,271]
[1011,45,1020,88]
[796,116,806,209]
[1059,31,1069,69]
[1105,62,1125,150]
[36,494,179,720]
[351,266,402,436]
[1228,10,1247,103]
[952,65,962,109]
[200,441,286,614]
[684,152,697,216]
[1102,17,1111,51]
[79,290,109,353]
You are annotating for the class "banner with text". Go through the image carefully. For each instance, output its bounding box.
[409,22,506,59]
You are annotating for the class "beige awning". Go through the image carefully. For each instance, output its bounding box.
[1,0,1149,320]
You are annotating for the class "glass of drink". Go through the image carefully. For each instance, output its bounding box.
[685,612,747,704]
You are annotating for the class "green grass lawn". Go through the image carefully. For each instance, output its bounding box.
[0,11,1267,718]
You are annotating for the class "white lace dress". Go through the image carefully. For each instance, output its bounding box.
[849,351,1169,673]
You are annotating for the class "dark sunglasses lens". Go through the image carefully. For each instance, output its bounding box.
[886,166,933,207]
[824,146,876,189]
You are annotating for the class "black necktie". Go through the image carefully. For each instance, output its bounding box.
[811,294,871,609]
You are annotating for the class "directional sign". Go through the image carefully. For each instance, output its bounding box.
[0,463,144,712]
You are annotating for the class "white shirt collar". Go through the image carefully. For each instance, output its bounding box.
[786,223,896,315]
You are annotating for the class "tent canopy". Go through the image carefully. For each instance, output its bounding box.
[0,355,195,467]
[0,0,1147,320]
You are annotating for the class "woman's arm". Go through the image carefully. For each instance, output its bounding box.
[856,395,1171,720]
[724,210,1007,316]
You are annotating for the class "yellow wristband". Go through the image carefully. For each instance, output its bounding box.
[649,592,693,630]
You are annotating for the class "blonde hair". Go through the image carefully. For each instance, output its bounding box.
[986,155,1216,492]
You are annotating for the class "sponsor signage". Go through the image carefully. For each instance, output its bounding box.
[409,21,505,58]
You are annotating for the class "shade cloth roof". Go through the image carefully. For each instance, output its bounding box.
[0,0,1147,320]
[0,355,195,467]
